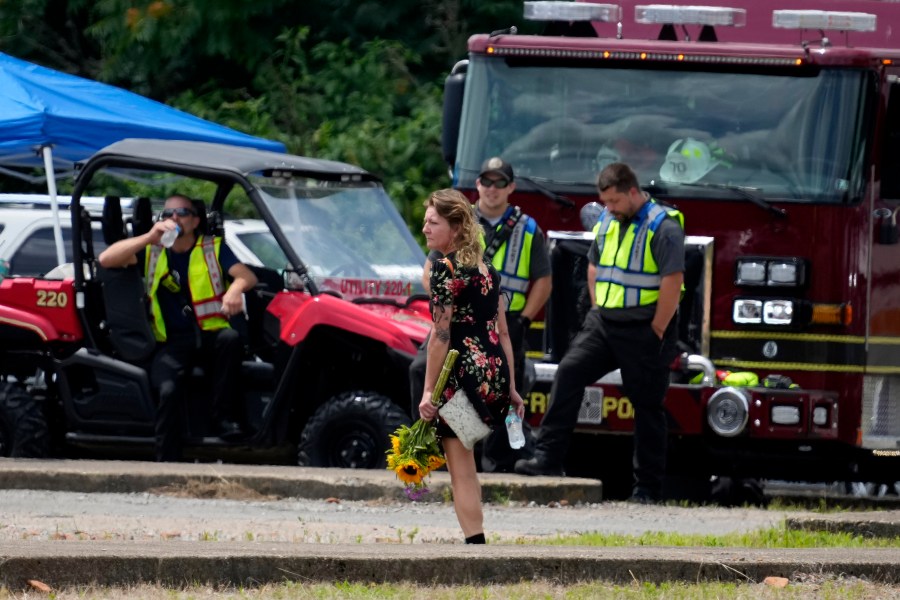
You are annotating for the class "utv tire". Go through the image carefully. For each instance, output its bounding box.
[0,382,49,458]
[297,391,410,469]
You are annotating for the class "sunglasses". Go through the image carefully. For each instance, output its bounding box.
[478,176,510,189]
[160,207,197,218]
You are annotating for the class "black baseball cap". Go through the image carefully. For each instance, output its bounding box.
[479,157,514,182]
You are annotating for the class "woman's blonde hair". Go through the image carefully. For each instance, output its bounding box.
[425,189,483,267]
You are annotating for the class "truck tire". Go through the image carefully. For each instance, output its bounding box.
[297,391,411,469]
[0,382,49,458]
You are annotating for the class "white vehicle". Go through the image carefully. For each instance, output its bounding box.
[1,195,281,278]
[0,194,115,277]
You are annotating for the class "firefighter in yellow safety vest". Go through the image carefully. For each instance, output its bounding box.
[516,163,685,506]
[99,194,258,462]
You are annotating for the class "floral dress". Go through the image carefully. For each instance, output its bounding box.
[430,253,510,438]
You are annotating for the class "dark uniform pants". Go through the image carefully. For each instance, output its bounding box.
[150,327,242,462]
[536,309,677,497]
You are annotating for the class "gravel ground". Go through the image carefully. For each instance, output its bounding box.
[0,488,805,545]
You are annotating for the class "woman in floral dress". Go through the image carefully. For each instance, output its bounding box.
[418,189,525,544]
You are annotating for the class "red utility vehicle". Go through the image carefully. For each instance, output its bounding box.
[443,0,900,497]
[0,139,431,466]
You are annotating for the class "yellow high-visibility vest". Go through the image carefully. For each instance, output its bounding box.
[593,200,684,309]
[145,235,229,341]
[480,207,536,312]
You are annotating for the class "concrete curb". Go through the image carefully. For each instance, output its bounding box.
[0,458,603,505]
[787,516,900,539]
[1,542,899,588]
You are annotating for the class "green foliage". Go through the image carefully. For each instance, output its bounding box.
[83,0,292,97]
[171,28,447,243]
[0,0,99,75]
[0,0,529,239]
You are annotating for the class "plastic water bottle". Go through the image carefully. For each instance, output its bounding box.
[505,408,525,449]
[160,224,181,248]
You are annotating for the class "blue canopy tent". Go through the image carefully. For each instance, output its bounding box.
[0,51,285,263]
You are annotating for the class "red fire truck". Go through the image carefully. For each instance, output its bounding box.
[443,0,900,498]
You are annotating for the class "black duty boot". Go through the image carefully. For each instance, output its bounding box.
[514,454,564,477]
[214,419,245,440]
[627,488,659,505]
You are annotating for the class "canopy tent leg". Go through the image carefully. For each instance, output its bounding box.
[41,145,67,267]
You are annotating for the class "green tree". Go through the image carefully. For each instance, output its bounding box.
[173,29,447,241]
[84,0,291,97]
[0,0,528,237]
[0,0,100,75]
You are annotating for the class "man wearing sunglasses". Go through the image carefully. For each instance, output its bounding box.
[99,194,258,461]
[410,157,552,473]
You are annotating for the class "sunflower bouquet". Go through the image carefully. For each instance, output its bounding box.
[386,349,459,500]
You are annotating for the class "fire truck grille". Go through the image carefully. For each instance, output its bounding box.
[578,387,605,424]
[862,376,900,449]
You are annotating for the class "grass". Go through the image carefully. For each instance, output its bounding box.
[536,521,900,548]
[1,578,897,599]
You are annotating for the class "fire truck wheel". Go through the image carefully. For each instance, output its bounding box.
[297,391,411,469]
[0,382,49,458]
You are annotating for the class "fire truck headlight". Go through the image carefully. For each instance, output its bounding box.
[763,300,794,325]
[707,387,750,437]
[813,406,829,426]
[735,260,767,285]
[767,259,804,286]
[771,405,800,425]
[733,299,762,324]
[736,257,806,287]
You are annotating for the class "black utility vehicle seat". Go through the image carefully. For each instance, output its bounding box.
[192,199,209,235]
[102,195,126,245]
[97,266,156,362]
[132,197,153,238]
[97,195,155,362]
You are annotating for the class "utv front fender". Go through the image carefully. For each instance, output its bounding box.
[267,292,419,355]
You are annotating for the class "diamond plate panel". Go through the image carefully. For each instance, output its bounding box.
[577,387,605,424]
[862,375,900,449]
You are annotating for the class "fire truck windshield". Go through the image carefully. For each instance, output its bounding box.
[455,56,872,204]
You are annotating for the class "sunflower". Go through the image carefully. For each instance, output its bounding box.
[427,454,446,471]
[394,458,426,485]
[385,350,455,500]
[386,418,445,499]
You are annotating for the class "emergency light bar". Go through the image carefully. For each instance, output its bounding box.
[524,1,622,22]
[772,10,876,33]
[485,45,804,66]
[635,5,746,27]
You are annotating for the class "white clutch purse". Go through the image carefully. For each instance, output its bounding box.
[439,388,491,450]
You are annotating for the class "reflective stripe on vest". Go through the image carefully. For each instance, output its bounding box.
[593,200,683,309]
[145,235,229,341]
[489,207,536,311]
